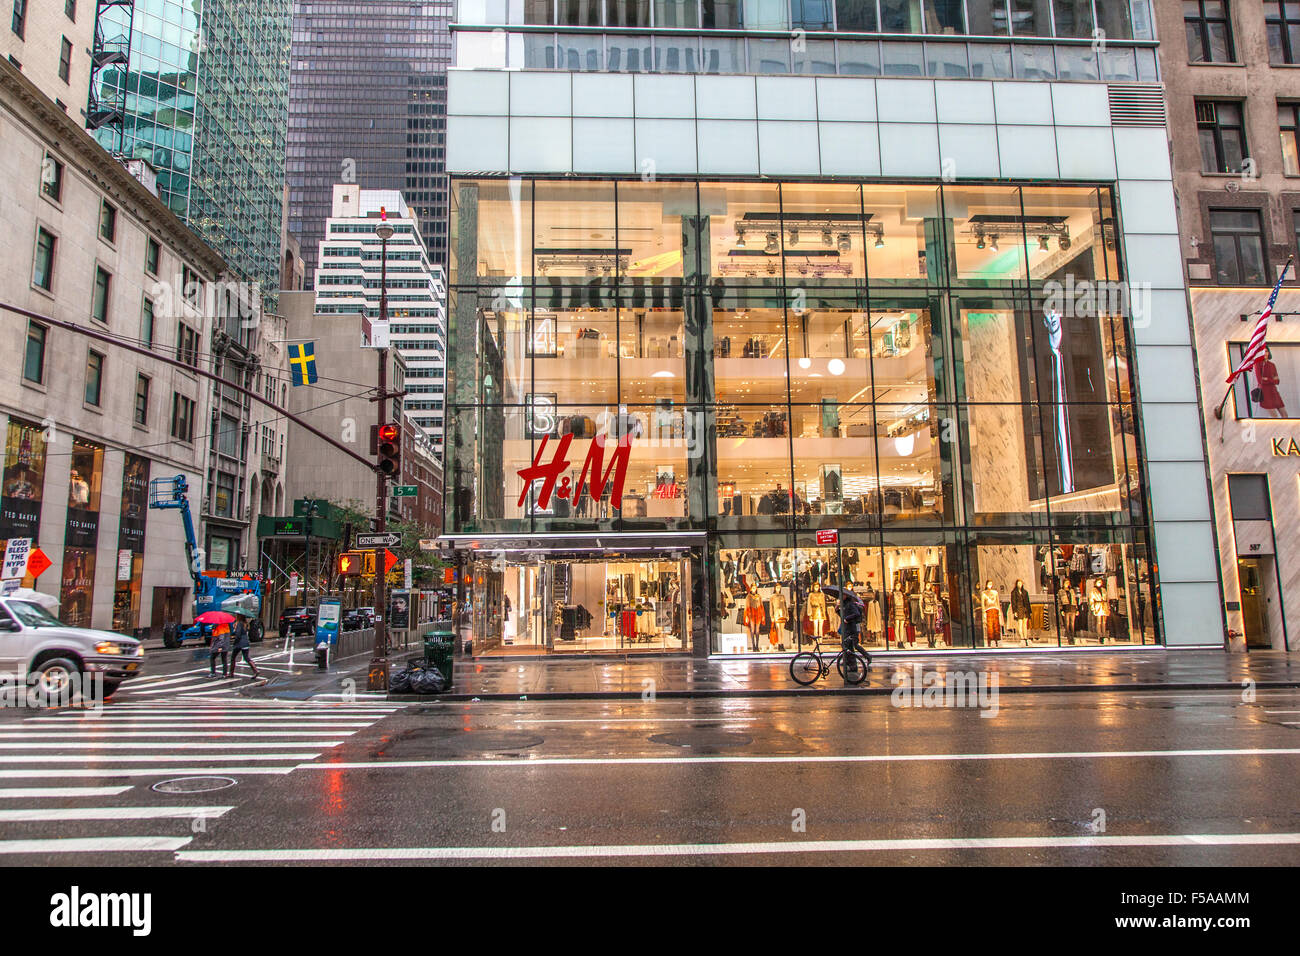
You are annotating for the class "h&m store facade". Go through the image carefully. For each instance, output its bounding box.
[443,171,1218,657]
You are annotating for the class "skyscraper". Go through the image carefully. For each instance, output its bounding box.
[89,0,291,302]
[286,0,453,286]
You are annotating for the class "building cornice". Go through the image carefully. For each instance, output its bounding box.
[0,58,228,279]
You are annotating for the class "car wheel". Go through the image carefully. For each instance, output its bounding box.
[162,623,179,649]
[250,620,264,643]
[30,658,81,704]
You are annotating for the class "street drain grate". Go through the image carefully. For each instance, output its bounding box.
[151,776,238,794]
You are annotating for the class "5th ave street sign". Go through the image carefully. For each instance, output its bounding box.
[391,485,418,497]
[355,532,401,549]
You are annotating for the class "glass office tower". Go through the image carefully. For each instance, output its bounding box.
[287,0,454,284]
[91,0,290,300]
[442,2,1223,658]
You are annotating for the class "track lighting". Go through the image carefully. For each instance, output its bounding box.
[735,229,746,249]
[765,233,779,255]
[1038,235,1050,251]
[821,228,833,247]
[874,233,885,249]
[788,228,799,246]
[976,235,985,250]
[837,233,851,253]
[1060,232,1072,251]
[989,234,999,252]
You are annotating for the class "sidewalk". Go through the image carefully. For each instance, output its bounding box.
[382,648,1300,702]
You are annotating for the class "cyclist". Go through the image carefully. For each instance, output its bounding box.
[838,592,864,675]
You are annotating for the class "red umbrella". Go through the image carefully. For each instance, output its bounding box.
[194,611,237,625]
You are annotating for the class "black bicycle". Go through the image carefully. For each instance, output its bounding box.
[789,635,872,686]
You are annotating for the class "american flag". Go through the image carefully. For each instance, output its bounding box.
[1226,257,1293,384]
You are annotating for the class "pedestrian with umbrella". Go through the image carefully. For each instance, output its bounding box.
[228,609,260,679]
[196,611,236,678]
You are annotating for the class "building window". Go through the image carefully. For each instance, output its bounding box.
[11,0,26,39]
[1196,100,1248,173]
[1210,208,1267,285]
[40,154,62,202]
[32,227,55,291]
[1281,103,1300,175]
[176,322,198,367]
[84,350,104,406]
[23,320,46,384]
[145,237,160,276]
[134,374,150,425]
[1231,343,1298,418]
[98,200,116,242]
[1185,1,1234,62]
[141,297,155,348]
[214,472,235,517]
[1267,0,1300,64]
[64,0,75,20]
[1228,474,1272,518]
[91,266,111,323]
[171,393,194,442]
[58,37,71,81]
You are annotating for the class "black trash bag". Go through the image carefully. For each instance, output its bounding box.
[410,664,447,695]
[389,663,416,694]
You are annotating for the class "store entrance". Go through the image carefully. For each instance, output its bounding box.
[489,554,692,655]
[1237,557,1271,649]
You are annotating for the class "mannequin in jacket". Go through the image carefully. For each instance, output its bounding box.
[980,581,1002,647]
[1088,580,1109,643]
[891,581,909,647]
[769,588,789,651]
[920,585,939,648]
[1059,580,1078,644]
[1010,579,1031,645]
[743,585,765,652]
[862,584,883,645]
[806,581,828,639]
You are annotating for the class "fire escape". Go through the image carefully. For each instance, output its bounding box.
[86,0,135,151]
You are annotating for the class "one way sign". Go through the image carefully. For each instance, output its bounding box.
[355,532,401,549]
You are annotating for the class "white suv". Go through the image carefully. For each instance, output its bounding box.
[0,597,144,700]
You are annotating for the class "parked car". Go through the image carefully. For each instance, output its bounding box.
[277,606,318,637]
[342,607,376,632]
[0,597,144,700]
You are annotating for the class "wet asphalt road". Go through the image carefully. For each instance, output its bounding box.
[1,685,1299,865]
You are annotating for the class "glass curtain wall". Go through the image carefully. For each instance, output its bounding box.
[450,177,1157,653]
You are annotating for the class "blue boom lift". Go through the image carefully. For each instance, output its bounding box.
[148,475,264,648]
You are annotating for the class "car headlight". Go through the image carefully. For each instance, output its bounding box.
[94,641,124,655]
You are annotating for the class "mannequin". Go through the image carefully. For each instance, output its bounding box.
[1089,580,1109,644]
[806,581,828,640]
[920,585,939,648]
[769,588,789,651]
[863,584,883,645]
[1059,580,1078,644]
[1010,579,1031,645]
[980,581,1002,647]
[744,585,765,652]
[891,581,909,648]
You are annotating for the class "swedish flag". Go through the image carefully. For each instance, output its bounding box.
[289,342,318,386]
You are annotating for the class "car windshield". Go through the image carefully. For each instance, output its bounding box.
[6,600,63,628]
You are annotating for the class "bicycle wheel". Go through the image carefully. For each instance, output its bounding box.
[836,647,871,685]
[789,652,823,686]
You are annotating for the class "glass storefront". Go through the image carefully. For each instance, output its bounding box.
[448,177,1158,654]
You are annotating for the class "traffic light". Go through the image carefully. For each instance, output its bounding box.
[373,422,401,479]
[337,551,363,577]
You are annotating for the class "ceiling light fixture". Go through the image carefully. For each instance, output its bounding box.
[1038,235,1050,251]
[989,234,999,252]
[735,230,747,249]
[821,227,833,247]
[788,228,799,246]
[765,233,779,255]
[837,233,851,254]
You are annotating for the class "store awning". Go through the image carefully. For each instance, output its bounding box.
[437,531,705,558]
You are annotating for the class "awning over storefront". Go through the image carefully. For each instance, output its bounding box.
[438,531,704,559]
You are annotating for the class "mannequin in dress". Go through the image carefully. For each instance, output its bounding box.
[744,585,765,652]
[863,583,883,646]
[891,581,909,648]
[1088,580,1109,644]
[980,580,1002,647]
[1255,347,1288,418]
[1010,579,1031,645]
[806,581,828,639]
[769,587,788,650]
[1059,580,1078,644]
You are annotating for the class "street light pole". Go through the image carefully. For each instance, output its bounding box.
[368,210,395,692]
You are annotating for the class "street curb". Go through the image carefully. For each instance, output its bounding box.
[386,679,1300,703]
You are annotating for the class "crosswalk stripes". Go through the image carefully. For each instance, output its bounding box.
[0,699,404,860]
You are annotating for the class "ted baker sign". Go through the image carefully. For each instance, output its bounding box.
[1271,438,1300,457]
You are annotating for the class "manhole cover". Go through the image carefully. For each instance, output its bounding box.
[649,730,753,750]
[152,776,237,794]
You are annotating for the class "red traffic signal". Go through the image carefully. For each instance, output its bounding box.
[372,423,402,479]
[337,551,363,577]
